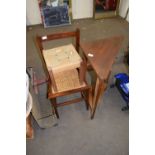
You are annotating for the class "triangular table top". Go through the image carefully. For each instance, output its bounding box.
[80,36,124,81]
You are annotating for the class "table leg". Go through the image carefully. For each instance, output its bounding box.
[91,78,106,119]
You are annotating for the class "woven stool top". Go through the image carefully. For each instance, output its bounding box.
[43,44,82,73]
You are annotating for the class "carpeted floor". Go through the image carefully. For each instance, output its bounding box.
[26,16,129,155]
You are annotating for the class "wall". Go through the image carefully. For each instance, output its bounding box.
[26,0,129,25]
[72,0,129,21]
[72,0,93,19]
[119,0,129,21]
[26,0,42,25]
[126,11,129,22]
[26,0,94,25]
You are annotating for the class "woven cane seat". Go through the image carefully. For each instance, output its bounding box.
[49,69,86,93]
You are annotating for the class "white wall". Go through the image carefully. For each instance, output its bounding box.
[119,0,129,21]
[72,0,129,21]
[72,0,93,19]
[126,11,129,22]
[26,0,42,25]
[26,0,129,25]
[26,0,94,24]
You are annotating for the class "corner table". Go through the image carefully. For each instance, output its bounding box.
[80,36,124,119]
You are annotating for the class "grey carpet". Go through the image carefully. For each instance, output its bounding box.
[26,16,129,155]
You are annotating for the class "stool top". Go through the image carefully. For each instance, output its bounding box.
[43,44,82,73]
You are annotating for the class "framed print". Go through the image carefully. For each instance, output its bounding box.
[41,4,71,28]
[94,0,120,19]
[38,0,72,28]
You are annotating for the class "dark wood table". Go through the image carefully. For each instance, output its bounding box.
[80,36,124,119]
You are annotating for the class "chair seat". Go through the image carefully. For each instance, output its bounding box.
[49,69,86,93]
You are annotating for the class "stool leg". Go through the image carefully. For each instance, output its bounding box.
[81,90,89,110]
[51,98,59,119]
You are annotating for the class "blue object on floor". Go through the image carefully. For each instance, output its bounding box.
[114,73,129,111]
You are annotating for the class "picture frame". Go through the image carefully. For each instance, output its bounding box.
[38,0,72,28]
[93,0,120,19]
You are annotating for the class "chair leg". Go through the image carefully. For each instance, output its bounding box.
[85,94,89,111]
[51,98,59,119]
[81,90,89,110]
[121,105,129,111]
[86,89,90,110]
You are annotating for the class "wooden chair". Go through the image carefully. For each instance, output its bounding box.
[36,28,91,119]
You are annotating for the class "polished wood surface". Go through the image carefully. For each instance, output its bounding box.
[80,36,124,119]
[80,36,124,81]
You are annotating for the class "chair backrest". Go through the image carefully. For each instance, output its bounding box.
[36,28,80,52]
